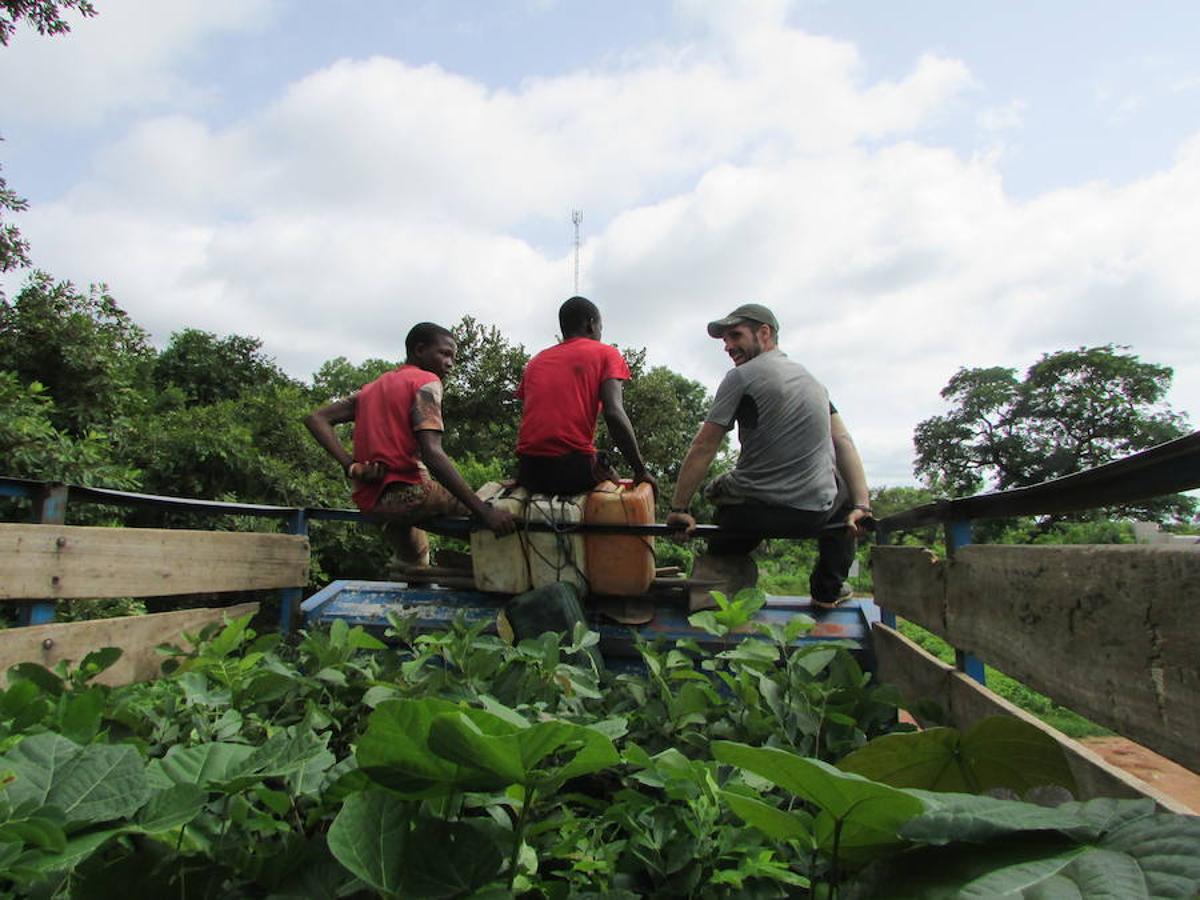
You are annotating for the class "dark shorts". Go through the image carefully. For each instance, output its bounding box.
[516,451,617,496]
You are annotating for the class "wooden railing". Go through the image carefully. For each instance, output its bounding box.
[0,478,363,685]
[872,431,1200,812]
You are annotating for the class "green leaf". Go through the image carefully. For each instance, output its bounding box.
[59,688,105,745]
[402,820,504,898]
[838,715,1077,796]
[147,741,256,789]
[0,806,67,853]
[74,648,123,683]
[719,787,813,844]
[357,699,500,796]
[1,733,148,827]
[327,788,410,896]
[134,783,206,833]
[22,827,126,874]
[6,663,63,697]
[713,741,924,864]
[205,612,253,659]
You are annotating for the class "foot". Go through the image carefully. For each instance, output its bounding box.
[812,582,854,610]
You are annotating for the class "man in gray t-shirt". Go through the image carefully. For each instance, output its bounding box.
[667,303,872,609]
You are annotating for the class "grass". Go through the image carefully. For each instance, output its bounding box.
[897,619,1112,739]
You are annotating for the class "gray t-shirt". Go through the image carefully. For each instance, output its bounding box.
[706,349,837,511]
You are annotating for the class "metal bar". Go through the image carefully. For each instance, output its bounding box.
[279,509,309,634]
[18,484,69,627]
[874,521,898,628]
[880,429,1200,532]
[943,518,986,686]
[421,517,861,539]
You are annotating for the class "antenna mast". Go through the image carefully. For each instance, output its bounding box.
[571,208,583,294]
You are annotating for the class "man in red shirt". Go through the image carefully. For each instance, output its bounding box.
[305,322,515,567]
[516,296,656,496]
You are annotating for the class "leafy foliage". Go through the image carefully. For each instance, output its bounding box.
[913,345,1194,522]
[0,613,1194,898]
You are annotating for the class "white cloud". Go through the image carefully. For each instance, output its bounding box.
[8,6,1200,490]
[977,99,1026,132]
[0,0,277,128]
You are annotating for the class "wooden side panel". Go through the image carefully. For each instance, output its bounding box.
[870,546,947,638]
[871,623,1193,813]
[0,524,309,600]
[0,602,260,687]
[947,545,1199,774]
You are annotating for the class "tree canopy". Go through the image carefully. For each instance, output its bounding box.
[913,345,1193,521]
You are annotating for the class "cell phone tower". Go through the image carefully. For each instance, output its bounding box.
[571,208,583,295]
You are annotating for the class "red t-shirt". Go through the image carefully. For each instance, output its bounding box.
[516,338,631,456]
[351,365,445,511]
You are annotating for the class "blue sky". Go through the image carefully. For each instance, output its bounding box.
[3,0,1199,486]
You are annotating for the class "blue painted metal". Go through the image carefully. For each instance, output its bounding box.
[942,519,986,685]
[874,524,898,628]
[279,509,310,634]
[17,484,70,627]
[301,580,877,668]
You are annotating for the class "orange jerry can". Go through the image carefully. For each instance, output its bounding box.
[584,481,656,596]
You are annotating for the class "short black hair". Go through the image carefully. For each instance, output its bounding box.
[405,322,454,358]
[559,296,600,336]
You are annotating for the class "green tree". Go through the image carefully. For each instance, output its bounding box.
[914,345,1193,522]
[310,355,397,403]
[0,155,30,285]
[154,328,292,407]
[441,315,528,463]
[0,0,96,44]
[0,272,152,435]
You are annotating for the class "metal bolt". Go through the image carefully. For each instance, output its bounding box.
[42,639,54,650]
[56,536,67,548]
[51,576,60,586]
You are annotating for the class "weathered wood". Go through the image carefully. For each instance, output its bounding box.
[948,544,1199,775]
[870,545,947,637]
[870,543,1200,774]
[0,524,309,600]
[871,622,1193,813]
[0,602,260,687]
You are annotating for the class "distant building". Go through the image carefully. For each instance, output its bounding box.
[1131,521,1200,546]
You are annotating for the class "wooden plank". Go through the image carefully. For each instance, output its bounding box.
[0,602,260,687]
[870,545,947,637]
[871,622,1193,813]
[945,545,1199,774]
[0,524,309,600]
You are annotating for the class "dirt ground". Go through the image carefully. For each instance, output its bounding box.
[1080,736,1200,813]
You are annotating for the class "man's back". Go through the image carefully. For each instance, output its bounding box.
[707,349,836,511]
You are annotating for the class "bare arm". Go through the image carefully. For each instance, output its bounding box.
[416,430,516,535]
[831,411,871,536]
[304,395,361,477]
[666,421,728,536]
[599,378,656,493]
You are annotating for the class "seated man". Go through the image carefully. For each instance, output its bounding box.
[515,296,656,497]
[305,321,515,567]
[666,303,872,609]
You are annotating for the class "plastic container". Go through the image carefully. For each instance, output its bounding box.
[524,492,589,592]
[502,582,603,670]
[470,482,532,594]
[584,480,656,595]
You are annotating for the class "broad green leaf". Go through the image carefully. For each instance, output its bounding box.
[719,787,812,844]
[402,820,504,898]
[6,663,63,696]
[1102,808,1200,897]
[0,805,67,853]
[206,612,254,658]
[327,787,410,896]
[357,699,499,796]
[838,715,1077,796]
[59,688,104,745]
[902,791,1107,845]
[134,783,206,833]
[1,733,148,827]
[428,712,529,785]
[147,741,256,789]
[713,741,923,864]
[22,826,126,874]
[348,627,387,650]
[74,648,122,683]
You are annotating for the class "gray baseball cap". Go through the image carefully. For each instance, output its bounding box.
[706,303,779,338]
